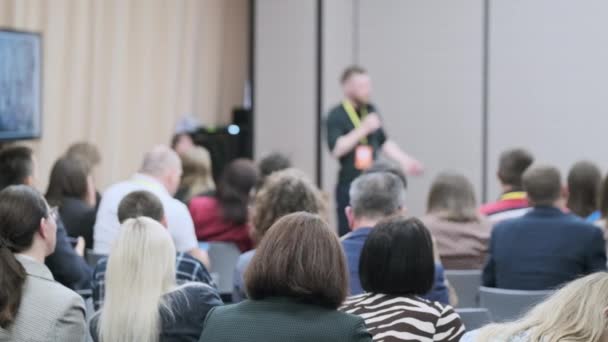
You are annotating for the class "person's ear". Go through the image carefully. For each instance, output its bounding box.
[23,175,35,187]
[345,206,355,230]
[39,217,51,240]
[160,216,169,228]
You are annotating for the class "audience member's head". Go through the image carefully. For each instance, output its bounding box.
[427,172,479,223]
[99,217,176,342]
[257,152,291,188]
[139,145,182,196]
[360,216,434,296]
[0,185,57,328]
[45,157,93,208]
[598,174,608,220]
[497,148,534,191]
[217,159,258,225]
[347,172,406,228]
[65,142,101,171]
[0,146,35,190]
[251,168,327,243]
[341,65,371,105]
[117,190,165,226]
[171,133,194,156]
[245,212,347,309]
[476,272,608,341]
[178,146,215,201]
[567,161,602,218]
[364,160,407,189]
[522,165,563,207]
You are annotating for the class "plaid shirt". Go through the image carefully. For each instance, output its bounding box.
[92,252,215,310]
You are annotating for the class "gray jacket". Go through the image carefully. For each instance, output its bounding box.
[0,254,87,342]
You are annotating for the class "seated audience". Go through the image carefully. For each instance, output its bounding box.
[421,172,491,270]
[94,145,209,266]
[256,152,291,188]
[480,148,533,223]
[46,157,97,249]
[189,159,257,252]
[342,216,465,341]
[65,141,102,207]
[0,146,91,290]
[90,217,222,342]
[199,212,372,342]
[232,168,327,302]
[483,165,606,290]
[92,190,215,310]
[463,272,608,342]
[0,185,86,341]
[567,160,602,221]
[175,146,215,203]
[364,159,407,187]
[342,172,450,303]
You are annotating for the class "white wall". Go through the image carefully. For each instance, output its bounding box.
[487,0,608,199]
[254,0,317,179]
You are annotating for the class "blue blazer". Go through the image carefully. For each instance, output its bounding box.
[483,206,607,290]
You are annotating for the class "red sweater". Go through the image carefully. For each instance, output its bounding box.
[188,196,253,252]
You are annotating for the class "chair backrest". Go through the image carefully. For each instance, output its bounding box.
[446,269,482,308]
[479,286,553,322]
[456,308,493,331]
[207,242,241,296]
[85,249,106,268]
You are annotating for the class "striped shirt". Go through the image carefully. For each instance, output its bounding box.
[91,252,215,310]
[341,293,465,342]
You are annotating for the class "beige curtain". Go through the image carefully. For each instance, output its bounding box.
[0,0,248,189]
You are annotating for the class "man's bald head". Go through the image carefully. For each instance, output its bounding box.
[140,145,182,195]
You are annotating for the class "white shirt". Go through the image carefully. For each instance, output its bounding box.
[93,173,198,254]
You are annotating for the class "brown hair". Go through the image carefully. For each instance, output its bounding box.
[567,161,601,218]
[217,159,259,225]
[178,146,215,201]
[45,157,91,207]
[498,148,534,188]
[251,169,327,243]
[340,65,367,84]
[245,212,348,309]
[65,142,101,169]
[0,185,49,328]
[118,191,165,224]
[523,165,562,206]
[427,172,479,222]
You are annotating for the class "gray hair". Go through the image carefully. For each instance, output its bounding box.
[349,172,406,219]
[140,145,181,177]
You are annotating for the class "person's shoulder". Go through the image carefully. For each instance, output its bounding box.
[24,275,85,314]
[170,282,222,306]
[326,104,347,121]
[189,195,218,209]
[566,216,604,236]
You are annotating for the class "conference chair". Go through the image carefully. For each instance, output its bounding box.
[479,286,553,322]
[445,269,482,308]
[456,308,492,331]
[85,249,106,268]
[207,242,241,302]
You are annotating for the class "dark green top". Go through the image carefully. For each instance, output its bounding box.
[198,297,372,342]
[326,103,387,184]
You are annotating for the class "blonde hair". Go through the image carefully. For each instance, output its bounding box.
[178,146,215,201]
[98,217,176,342]
[475,272,608,342]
